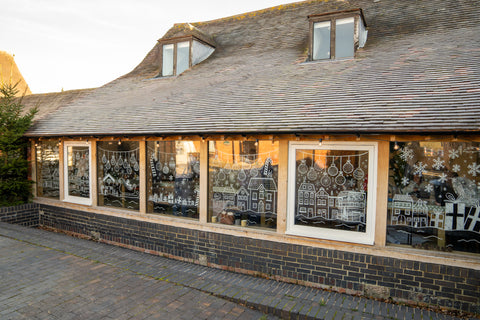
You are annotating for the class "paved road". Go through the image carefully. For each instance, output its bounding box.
[0,223,470,319]
[0,226,276,320]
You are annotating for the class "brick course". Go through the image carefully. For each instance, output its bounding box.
[0,203,39,227]
[2,203,479,314]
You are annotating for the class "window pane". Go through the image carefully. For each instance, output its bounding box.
[147,141,200,219]
[335,17,354,58]
[162,44,174,76]
[208,140,279,229]
[313,21,330,60]
[388,141,480,254]
[36,141,60,198]
[66,146,90,198]
[176,41,190,75]
[97,141,140,210]
[294,149,369,232]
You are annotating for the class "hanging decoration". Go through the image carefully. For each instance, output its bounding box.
[146,144,200,218]
[98,146,140,208]
[294,149,369,231]
[67,147,90,198]
[209,144,279,229]
[388,141,480,254]
[37,143,60,197]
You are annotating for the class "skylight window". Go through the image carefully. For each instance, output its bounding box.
[309,9,367,61]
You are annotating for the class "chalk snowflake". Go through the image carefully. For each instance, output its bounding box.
[439,172,448,183]
[424,184,434,193]
[448,149,460,160]
[467,162,480,177]
[399,147,414,161]
[413,162,427,175]
[347,179,356,188]
[432,158,445,170]
[401,176,410,186]
[452,164,461,173]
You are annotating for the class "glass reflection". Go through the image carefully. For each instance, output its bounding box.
[36,141,60,198]
[147,141,200,219]
[388,141,480,254]
[208,140,278,229]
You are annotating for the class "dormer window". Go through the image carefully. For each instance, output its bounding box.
[308,9,367,61]
[162,41,190,76]
[160,36,215,77]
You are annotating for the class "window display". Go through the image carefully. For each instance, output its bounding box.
[208,140,279,229]
[36,141,60,198]
[64,141,92,205]
[287,142,377,244]
[147,141,200,219]
[97,141,140,210]
[388,141,480,254]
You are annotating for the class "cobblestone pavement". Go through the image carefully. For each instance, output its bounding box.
[0,223,471,319]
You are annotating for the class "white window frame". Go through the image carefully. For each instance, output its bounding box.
[287,141,377,245]
[63,141,93,206]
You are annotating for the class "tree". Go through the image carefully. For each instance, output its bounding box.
[0,82,37,207]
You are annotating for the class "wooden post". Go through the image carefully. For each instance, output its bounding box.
[277,139,289,234]
[199,139,208,223]
[375,140,389,246]
[139,141,147,214]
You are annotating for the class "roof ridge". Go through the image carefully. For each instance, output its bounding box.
[189,0,319,27]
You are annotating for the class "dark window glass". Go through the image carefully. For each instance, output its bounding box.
[36,141,60,198]
[208,140,279,229]
[294,148,368,232]
[147,141,200,219]
[388,141,480,254]
[66,145,90,198]
[97,141,140,210]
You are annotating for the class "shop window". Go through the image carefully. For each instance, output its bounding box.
[388,141,480,254]
[36,141,60,199]
[147,141,200,219]
[64,141,92,205]
[208,140,279,229]
[97,141,140,210]
[309,9,367,61]
[287,141,377,244]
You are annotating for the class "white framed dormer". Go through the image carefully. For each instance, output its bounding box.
[160,36,215,77]
[63,141,93,205]
[308,8,368,61]
[287,141,377,245]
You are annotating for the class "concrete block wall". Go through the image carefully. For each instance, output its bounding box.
[35,204,480,314]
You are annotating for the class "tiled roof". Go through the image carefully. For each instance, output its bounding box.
[26,0,480,137]
[21,89,95,122]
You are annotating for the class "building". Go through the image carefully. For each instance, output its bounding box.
[4,0,480,314]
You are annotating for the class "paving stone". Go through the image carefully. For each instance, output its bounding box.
[0,222,468,320]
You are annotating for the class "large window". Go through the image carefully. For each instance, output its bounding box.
[388,141,480,254]
[64,141,92,205]
[208,140,279,229]
[287,142,377,244]
[97,141,140,210]
[147,141,200,219]
[36,141,60,199]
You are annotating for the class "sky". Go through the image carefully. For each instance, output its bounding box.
[1,0,293,94]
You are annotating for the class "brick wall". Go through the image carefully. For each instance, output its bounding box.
[0,203,39,227]
[36,204,480,314]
